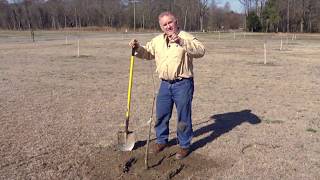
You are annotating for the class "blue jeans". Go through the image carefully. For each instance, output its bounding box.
[155,78,194,148]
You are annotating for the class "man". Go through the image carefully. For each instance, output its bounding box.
[129,11,205,159]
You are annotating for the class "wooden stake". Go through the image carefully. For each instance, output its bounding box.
[77,39,80,57]
[264,42,267,65]
[144,95,156,170]
[280,38,283,51]
[219,31,221,40]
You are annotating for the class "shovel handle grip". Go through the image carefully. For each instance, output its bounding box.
[132,47,137,56]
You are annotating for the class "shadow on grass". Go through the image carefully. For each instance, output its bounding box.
[190,109,261,152]
[135,109,261,153]
[166,109,261,152]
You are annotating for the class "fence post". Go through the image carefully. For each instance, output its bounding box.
[264,42,267,65]
[77,39,80,57]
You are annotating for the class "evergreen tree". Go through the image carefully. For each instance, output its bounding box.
[262,0,280,32]
[246,11,262,32]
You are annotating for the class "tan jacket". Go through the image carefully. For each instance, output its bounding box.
[135,31,205,80]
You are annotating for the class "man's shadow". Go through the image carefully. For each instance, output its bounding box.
[191,109,261,152]
[166,109,261,152]
[134,109,261,151]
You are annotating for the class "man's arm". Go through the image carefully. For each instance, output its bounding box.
[181,37,205,58]
[135,42,155,60]
[129,39,155,60]
[169,32,205,59]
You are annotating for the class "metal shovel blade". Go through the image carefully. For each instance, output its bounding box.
[117,131,135,151]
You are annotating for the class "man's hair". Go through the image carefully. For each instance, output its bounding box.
[158,11,177,21]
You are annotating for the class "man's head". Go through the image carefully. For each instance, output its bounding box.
[158,11,179,36]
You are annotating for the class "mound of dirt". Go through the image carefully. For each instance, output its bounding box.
[83,143,225,179]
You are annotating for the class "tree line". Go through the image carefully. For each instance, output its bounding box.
[0,0,319,32]
[0,0,242,32]
[241,0,320,32]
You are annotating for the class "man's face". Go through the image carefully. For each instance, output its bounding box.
[159,15,178,36]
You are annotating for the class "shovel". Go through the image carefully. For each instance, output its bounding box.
[117,48,136,151]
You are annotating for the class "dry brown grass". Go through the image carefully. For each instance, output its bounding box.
[0,31,319,179]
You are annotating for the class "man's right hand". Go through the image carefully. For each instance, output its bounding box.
[129,39,139,49]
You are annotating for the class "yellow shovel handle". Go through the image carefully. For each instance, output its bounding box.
[125,49,135,121]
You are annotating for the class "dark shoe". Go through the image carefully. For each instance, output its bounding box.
[175,147,189,160]
[151,143,167,154]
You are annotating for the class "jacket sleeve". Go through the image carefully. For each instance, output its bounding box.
[182,37,205,58]
[135,40,155,60]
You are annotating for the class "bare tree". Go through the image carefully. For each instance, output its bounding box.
[239,0,253,16]
[0,1,10,28]
[199,0,209,31]
[1,0,318,32]
[23,0,35,41]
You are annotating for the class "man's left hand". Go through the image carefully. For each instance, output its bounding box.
[168,33,180,43]
[168,33,184,46]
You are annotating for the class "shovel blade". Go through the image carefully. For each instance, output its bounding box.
[117,131,135,151]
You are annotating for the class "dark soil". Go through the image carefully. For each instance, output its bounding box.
[83,142,225,180]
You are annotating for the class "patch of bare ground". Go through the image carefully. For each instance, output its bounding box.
[83,144,227,180]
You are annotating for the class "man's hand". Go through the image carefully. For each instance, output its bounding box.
[168,33,184,46]
[129,39,139,49]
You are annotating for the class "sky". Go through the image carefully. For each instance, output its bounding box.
[215,0,243,13]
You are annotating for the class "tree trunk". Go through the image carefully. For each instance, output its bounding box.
[184,8,188,30]
[287,0,290,32]
[74,8,78,28]
[142,14,145,29]
[64,15,67,28]
[11,10,17,30]
[78,16,81,29]
[200,15,203,32]
[52,16,56,29]
[38,14,42,29]
[308,11,312,32]
[300,18,304,32]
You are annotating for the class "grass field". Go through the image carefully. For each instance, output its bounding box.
[0,30,319,179]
